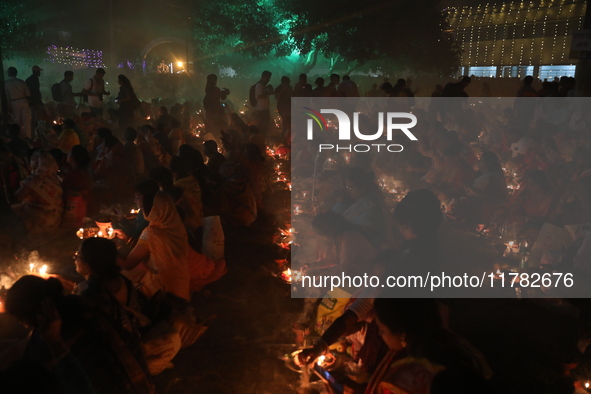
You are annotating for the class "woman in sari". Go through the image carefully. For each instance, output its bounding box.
[120,191,191,301]
[216,162,257,227]
[366,298,491,394]
[14,151,63,234]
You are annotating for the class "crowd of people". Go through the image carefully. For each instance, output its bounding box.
[0,64,589,393]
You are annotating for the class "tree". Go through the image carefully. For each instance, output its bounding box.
[191,0,459,77]
[191,0,290,73]
[0,2,42,59]
[278,0,460,76]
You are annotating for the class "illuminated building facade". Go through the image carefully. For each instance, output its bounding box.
[446,0,586,79]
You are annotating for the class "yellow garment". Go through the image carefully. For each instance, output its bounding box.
[57,128,80,153]
[138,192,191,301]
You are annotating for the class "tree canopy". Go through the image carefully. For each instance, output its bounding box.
[191,0,459,76]
[0,2,42,59]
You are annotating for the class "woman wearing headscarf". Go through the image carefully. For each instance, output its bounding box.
[2,275,155,394]
[366,298,491,394]
[13,151,63,234]
[121,191,191,301]
[215,162,257,227]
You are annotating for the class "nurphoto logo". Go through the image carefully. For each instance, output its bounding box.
[303,107,418,153]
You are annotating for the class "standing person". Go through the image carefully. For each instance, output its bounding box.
[366,83,379,97]
[338,75,360,97]
[293,73,312,97]
[516,75,538,97]
[82,68,110,116]
[252,70,273,137]
[274,76,292,138]
[326,74,341,97]
[312,77,327,97]
[203,74,230,137]
[25,65,44,128]
[115,74,138,129]
[431,84,444,97]
[60,71,83,117]
[442,76,471,97]
[4,67,32,139]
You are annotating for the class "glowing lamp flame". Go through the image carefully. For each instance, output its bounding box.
[39,265,48,277]
[317,355,326,366]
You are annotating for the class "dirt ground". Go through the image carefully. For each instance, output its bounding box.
[0,216,582,394]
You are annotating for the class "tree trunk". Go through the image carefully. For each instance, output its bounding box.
[328,54,341,74]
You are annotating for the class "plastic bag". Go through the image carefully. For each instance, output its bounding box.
[314,288,351,336]
[202,215,225,261]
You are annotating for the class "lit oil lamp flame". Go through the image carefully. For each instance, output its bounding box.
[29,263,34,272]
[39,265,48,277]
[586,381,590,389]
[317,355,326,366]
[77,228,84,239]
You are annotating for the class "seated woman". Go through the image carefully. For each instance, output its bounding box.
[243,143,268,212]
[2,275,155,394]
[366,298,491,394]
[13,151,63,235]
[74,237,181,375]
[169,156,203,232]
[455,151,507,228]
[215,162,257,227]
[61,145,93,223]
[507,170,556,226]
[94,135,134,203]
[437,143,475,201]
[120,185,225,296]
[137,126,160,174]
[120,191,191,301]
[338,167,390,248]
[178,144,214,216]
[56,121,80,154]
[308,211,377,280]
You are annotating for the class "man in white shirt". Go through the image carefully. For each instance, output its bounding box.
[4,67,32,139]
[253,70,273,136]
[83,68,110,116]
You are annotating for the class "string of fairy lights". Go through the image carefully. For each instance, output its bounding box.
[447,0,585,78]
[45,45,105,68]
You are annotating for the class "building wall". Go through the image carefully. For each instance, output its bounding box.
[446,0,585,78]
